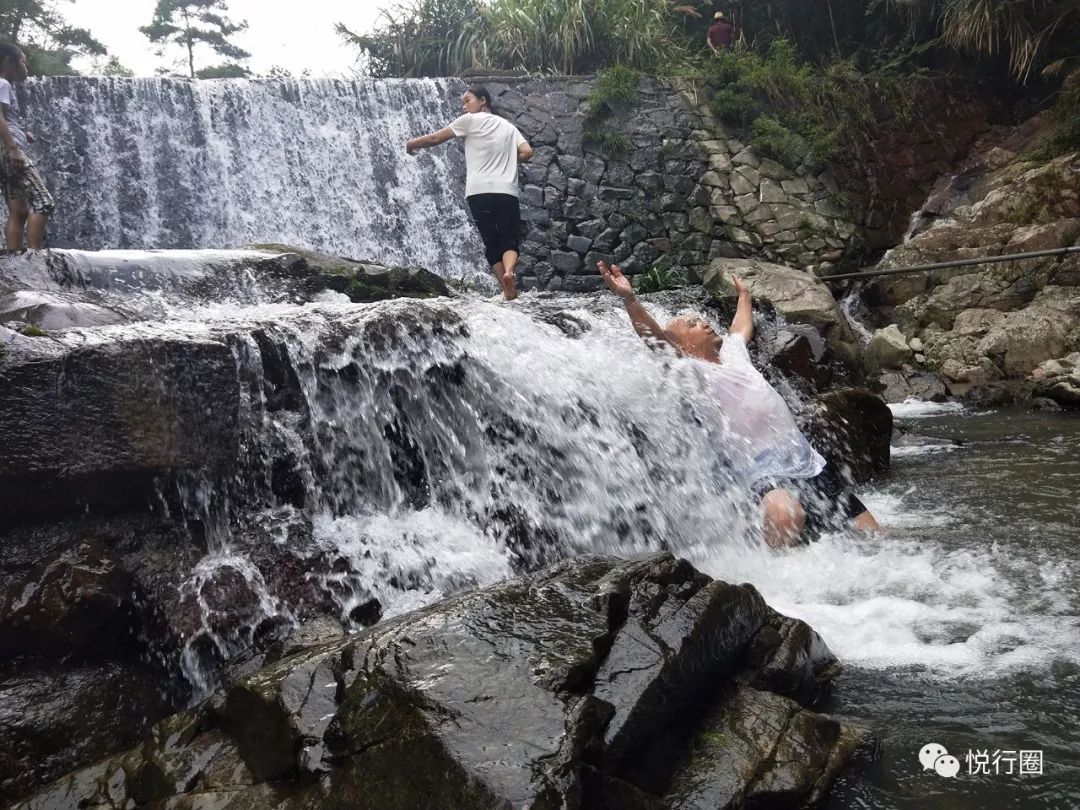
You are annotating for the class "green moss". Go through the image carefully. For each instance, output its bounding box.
[635,265,687,294]
[1003,170,1064,225]
[20,324,48,337]
[582,129,631,153]
[586,65,638,117]
[344,277,392,302]
[750,116,803,164]
[583,65,637,155]
[249,243,358,276]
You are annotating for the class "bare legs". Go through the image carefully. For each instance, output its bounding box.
[761,488,806,549]
[491,249,519,301]
[760,487,879,549]
[5,197,26,249]
[4,197,47,249]
[26,212,47,249]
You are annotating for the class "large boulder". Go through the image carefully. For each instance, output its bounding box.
[873,366,949,404]
[1032,352,1080,406]
[0,326,242,530]
[248,244,450,302]
[12,554,865,810]
[809,389,892,483]
[0,248,450,331]
[703,258,860,367]
[865,324,911,371]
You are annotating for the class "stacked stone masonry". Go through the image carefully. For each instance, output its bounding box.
[481,76,862,291]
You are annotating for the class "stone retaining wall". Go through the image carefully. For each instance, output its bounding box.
[478,75,992,291]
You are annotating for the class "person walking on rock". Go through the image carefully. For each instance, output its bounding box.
[597,259,879,548]
[707,11,737,53]
[406,85,533,301]
[0,42,54,250]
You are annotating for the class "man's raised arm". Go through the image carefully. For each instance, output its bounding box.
[597,261,672,346]
[728,275,753,343]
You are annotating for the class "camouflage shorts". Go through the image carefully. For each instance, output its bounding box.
[0,150,55,215]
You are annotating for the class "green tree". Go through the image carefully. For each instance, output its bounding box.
[196,62,250,78]
[97,55,135,76]
[140,0,250,79]
[0,0,106,76]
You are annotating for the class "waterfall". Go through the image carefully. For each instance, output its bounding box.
[23,77,486,280]
[22,259,762,690]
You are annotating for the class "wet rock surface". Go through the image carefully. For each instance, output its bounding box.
[808,388,893,483]
[1032,352,1080,407]
[703,258,860,367]
[12,554,864,810]
[862,140,1080,404]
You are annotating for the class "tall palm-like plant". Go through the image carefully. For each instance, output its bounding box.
[891,0,1079,81]
[340,0,701,77]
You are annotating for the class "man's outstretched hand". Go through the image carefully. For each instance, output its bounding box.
[732,274,750,297]
[597,261,634,300]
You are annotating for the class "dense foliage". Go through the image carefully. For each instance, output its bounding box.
[336,0,699,77]
[0,0,105,76]
[706,40,921,167]
[340,0,1078,85]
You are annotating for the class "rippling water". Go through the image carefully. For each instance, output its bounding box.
[815,407,1080,809]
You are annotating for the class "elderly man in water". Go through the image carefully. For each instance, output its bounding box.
[598,260,879,548]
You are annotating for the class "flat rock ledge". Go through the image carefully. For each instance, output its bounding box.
[14,553,865,810]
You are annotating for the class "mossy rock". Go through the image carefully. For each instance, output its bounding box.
[247,244,450,302]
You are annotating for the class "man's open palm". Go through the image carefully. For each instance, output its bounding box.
[598,261,634,299]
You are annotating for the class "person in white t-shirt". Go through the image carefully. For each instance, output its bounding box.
[597,259,880,548]
[406,85,533,300]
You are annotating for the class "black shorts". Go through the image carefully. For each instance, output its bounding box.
[752,461,867,540]
[467,193,522,267]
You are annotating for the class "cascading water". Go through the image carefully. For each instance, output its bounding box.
[6,246,1079,804]
[26,255,1077,708]
[23,78,485,279]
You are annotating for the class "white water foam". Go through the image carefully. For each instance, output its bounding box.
[686,487,1080,679]
[889,398,966,419]
[890,443,959,458]
[312,508,515,621]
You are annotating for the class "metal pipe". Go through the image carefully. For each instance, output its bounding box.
[819,245,1080,282]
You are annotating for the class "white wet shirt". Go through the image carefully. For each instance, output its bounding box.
[449,112,527,198]
[703,333,825,484]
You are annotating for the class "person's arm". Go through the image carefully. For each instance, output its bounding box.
[0,113,25,168]
[517,141,533,162]
[728,275,753,343]
[597,260,673,347]
[707,34,717,52]
[405,126,456,155]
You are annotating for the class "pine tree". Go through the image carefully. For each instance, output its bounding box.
[139,0,250,79]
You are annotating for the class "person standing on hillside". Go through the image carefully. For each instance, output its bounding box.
[0,42,54,250]
[707,12,737,53]
[406,85,533,301]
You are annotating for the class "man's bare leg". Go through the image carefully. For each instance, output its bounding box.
[26,212,48,249]
[761,488,806,549]
[5,197,27,250]
[500,249,519,300]
[852,510,880,532]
